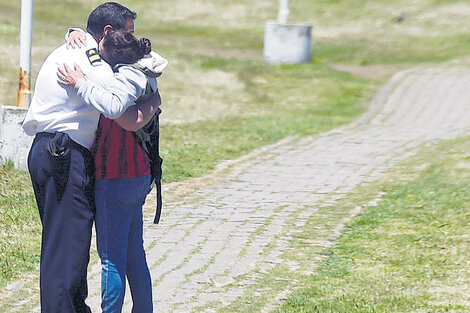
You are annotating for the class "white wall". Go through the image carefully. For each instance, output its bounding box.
[0,106,33,170]
[264,21,312,64]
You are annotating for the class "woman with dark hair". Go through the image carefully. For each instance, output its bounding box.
[100,30,147,67]
[58,30,168,313]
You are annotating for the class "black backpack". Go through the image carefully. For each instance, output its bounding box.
[131,63,164,224]
[134,109,163,224]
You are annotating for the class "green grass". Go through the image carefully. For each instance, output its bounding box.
[161,60,370,182]
[0,0,372,288]
[0,165,41,289]
[2,0,470,301]
[276,137,470,312]
[315,34,470,65]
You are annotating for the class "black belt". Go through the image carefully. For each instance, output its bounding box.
[35,132,91,157]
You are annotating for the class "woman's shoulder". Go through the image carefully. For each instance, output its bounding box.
[114,64,148,80]
[137,51,168,75]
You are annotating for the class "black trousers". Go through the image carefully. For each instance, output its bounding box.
[28,132,95,313]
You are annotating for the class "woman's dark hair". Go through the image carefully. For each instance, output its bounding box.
[140,38,152,55]
[102,30,151,67]
[86,2,137,39]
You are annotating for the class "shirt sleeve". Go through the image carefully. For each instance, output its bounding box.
[74,66,147,119]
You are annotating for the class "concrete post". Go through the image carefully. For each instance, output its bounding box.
[278,0,289,24]
[264,0,312,64]
[264,22,312,64]
[18,0,33,108]
[0,106,33,170]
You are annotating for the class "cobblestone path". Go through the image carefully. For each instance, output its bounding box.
[1,66,470,312]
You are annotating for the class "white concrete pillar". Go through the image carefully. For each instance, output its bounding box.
[278,0,289,24]
[0,106,32,170]
[18,0,33,108]
[264,21,312,64]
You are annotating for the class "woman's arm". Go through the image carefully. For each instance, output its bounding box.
[115,91,161,131]
[58,64,148,119]
[65,28,86,49]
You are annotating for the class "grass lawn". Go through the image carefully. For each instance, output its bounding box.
[1,0,470,308]
[276,137,470,312]
[0,163,40,289]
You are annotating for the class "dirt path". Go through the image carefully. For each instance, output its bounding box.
[1,66,470,312]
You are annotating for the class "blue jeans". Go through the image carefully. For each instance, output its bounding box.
[95,175,153,313]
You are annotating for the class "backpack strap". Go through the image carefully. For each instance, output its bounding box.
[124,62,164,224]
[154,179,162,224]
[129,62,162,78]
[134,110,163,224]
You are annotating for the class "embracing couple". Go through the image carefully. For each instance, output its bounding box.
[22,2,167,312]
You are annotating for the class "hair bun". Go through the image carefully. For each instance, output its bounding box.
[139,38,152,55]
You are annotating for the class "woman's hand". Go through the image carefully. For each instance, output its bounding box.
[66,30,86,49]
[57,64,84,88]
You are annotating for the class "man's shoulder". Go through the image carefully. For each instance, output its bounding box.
[59,33,98,58]
[62,35,111,73]
[84,33,98,49]
[72,33,99,59]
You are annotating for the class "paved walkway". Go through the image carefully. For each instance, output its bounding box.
[1,66,470,312]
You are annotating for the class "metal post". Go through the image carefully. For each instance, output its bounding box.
[18,0,33,108]
[278,0,289,24]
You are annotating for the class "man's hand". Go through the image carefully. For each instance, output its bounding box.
[57,64,84,88]
[66,31,86,49]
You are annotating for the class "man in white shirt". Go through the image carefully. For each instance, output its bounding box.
[22,3,159,312]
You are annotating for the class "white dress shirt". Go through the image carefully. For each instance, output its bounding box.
[22,33,137,149]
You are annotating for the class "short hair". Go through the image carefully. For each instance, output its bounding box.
[86,2,137,39]
[102,30,151,67]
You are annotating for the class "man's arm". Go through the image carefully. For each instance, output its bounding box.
[114,91,161,131]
